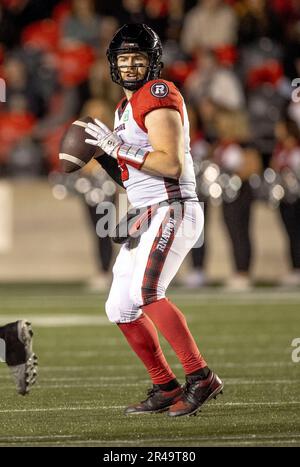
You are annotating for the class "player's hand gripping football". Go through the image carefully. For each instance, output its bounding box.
[85,118,149,170]
[85,119,122,159]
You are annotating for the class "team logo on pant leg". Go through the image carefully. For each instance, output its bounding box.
[150,82,169,98]
[156,218,176,252]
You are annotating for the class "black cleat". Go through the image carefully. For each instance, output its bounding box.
[168,371,223,417]
[125,385,183,415]
[3,320,38,395]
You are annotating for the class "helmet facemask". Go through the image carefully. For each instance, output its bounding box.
[106,24,163,91]
[108,48,162,91]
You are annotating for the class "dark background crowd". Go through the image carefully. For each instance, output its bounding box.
[1,0,300,289]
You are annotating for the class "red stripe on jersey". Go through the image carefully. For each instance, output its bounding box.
[116,97,128,120]
[141,205,184,305]
[163,177,182,200]
[131,79,184,133]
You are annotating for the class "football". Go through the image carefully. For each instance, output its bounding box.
[59,116,97,173]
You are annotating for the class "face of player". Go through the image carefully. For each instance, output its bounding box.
[117,52,149,84]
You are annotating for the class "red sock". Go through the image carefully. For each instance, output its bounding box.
[118,314,176,385]
[143,298,207,375]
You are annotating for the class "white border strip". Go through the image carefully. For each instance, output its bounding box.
[73,120,88,128]
[58,153,85,168]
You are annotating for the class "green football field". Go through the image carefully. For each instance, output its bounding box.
[0,284,300,447]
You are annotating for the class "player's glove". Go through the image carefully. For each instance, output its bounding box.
[85,119,122,157]
[85,119,149,170]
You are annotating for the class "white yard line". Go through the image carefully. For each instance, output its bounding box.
[0,375,148,381]
[0,302,101,309]
[0,406,124,413]
[0,440,298,446]
[20,361,294,372]
[1,375,298,385]
[3,361,292,375]
[0,432,299,445]
[0,401,300,414]
[0,315,109,327]
[0,383,149,389]
[1,289,300,307]
[168,290,300,302]
[39,348,292,357]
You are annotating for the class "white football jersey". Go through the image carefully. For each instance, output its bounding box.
[114,79,198,208]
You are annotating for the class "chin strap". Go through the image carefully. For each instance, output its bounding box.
[122,78,146,92]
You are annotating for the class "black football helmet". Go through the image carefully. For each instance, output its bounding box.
[106,24,163,91]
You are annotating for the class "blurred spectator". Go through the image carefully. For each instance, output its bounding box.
[270,117,300,286]
[183,105,210,288]
[33,81,79,171]
[0,52,45,176]
[143,0,169,41]
[246,60,288,164]
[181,0,238,56]
[274,0,300,81]
[184,48,245,110]
[0,109,38,175]
[7,137,45,177]
[80,97,117,291]
[162,10,191,85]
[237,0,283,46]
[235,1,289,164]
[187,104,211,169]
[3,53,45,117]
[61,0,101,48]
[184,48,245,144]
[97,16,119,52]
[212,107,262,289]
[0,0,61,48]
[78,57,122,111]
[115,0,146,25]
[162,23,187,68]
[288,98,300,131]
[21,18,60,53]
[56,42,96,86]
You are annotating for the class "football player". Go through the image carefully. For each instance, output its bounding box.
[84,24,223,417]
[0,320,37,395]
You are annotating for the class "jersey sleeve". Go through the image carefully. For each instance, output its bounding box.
[95,154,123,188]
[132,80,184,132]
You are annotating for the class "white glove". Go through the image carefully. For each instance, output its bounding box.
[85,118,149,169]
[85,119,122,159]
